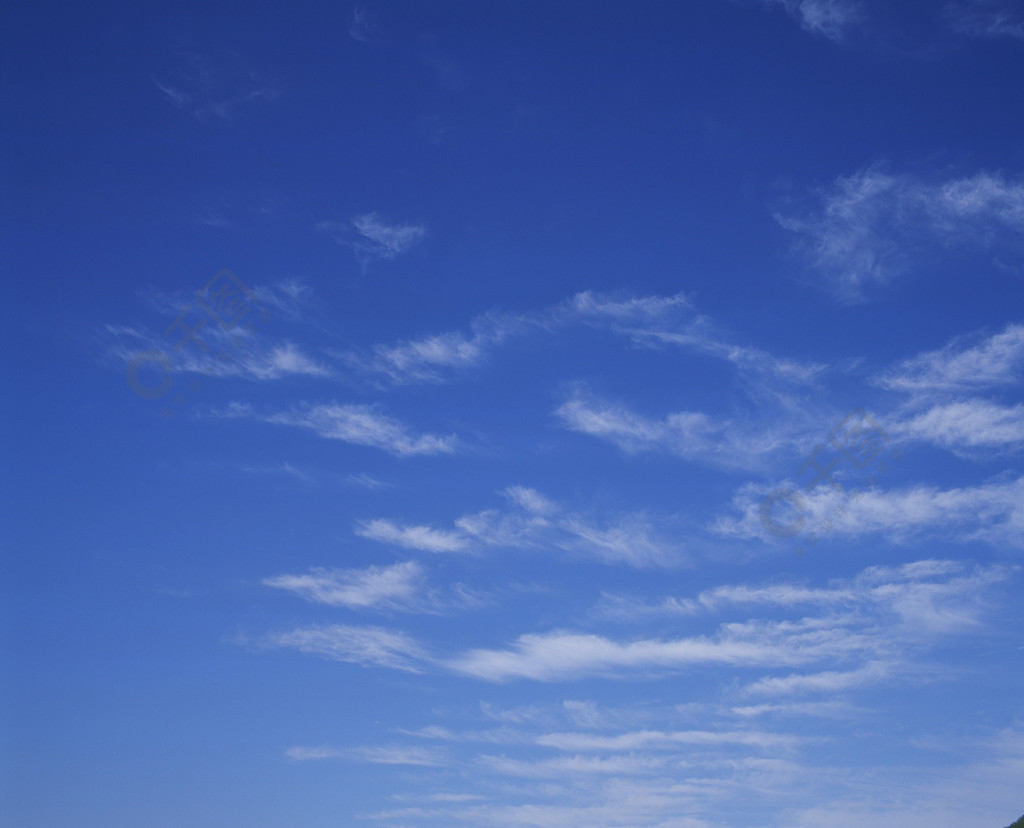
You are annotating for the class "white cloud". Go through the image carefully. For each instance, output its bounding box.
[348,324,508,385]
[762,0,863,39]
[247,279,315,322]
[730,701,853,718]
[948,0,1024,40]
[343,289,818,391]
[478,753,669,778]
[455,488,688,569]
[776,167,1024,301]
[632,329,826,385]
[352,487,686,569]
[282,556,1019,824]
[264,624,428,672]
[216,402,457,456]
[352,212,426,258]
[446,560,1009,682]
[784,726,1024,828]
[242,343,332,379]
[318,212,426,264]
[365,723,1024,828]
[354,745,449,766]
[263,561,426,610]
[743,663,889,696]
[108,324,332,384]
[714,477,1024,547]
[263,563,1015,827]
[503,486,559,515]
[287,744,448,766]
[535,728,798,752]
[601,559,998,636]
[368,331,484,379]
[557,515,682,568]
[356,519,470,553]
[568,290,824,387]
[555,394,804,471]
[285,745,345,761]
[568,290,693,321]
[891,399,1024,452]
[349,4,384,42]
[874,322,1024,393]
[447,626,832,683]
[153,53,280,122]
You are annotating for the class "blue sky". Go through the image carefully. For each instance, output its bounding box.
[3,1,1024,826]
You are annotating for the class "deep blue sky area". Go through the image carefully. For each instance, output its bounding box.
[3,1,1024,827]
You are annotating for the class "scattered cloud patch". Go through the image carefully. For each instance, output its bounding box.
[318,212,426,265]
[947,0,1024,40]
[447,559,1008,682]
[214,402,457,456]
[264,561,426,610]
[153,53,280,121]
[356,519,470,553]
[874,322,1024,393]
[349,4,385,42]
[761,0,864,39]
[285,745,345,762]
[776,166,1024,301]
[555,393,806,471]
[715,477,1024,547]
[357,487,684,568]
[891,399,1024,453]
[352,212,426,258]
[343,289,819,393]
[264,624,428,672]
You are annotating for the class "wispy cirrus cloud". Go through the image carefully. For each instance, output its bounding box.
[947,0,1024,40]
[871,322,1024,456]
[317,212,426,265]
[555,393,811,472]
[344,313,524,385]
[352,212,427,258]
[338,291,690,386]
[355,519,470,553]
[776,166,1024,301]
[445,627,820,683]
[714,476,1024,547]
[630,328,827,385]
[153,52,280,122]
[477,752,670,778]
[106,279,332,382]
[599,559,991,632]
[263,624,428,672]
[349,4,385,43]
[285,745,345,762]
[375,485,686,568]
[213,401,457,456]
[890,399,1024,453]
[285,744,448,766]
[354,486,681,567]
[342,289,820,392]
[264,561,426,610]
[364,723,1024,828]
[873,322,1024,393]
[759,0,864,39]
[743,662,888,696]
[108,326,332,382]
[535,727,799,752]
[263,561,486,619]
[444,559,1007,682]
